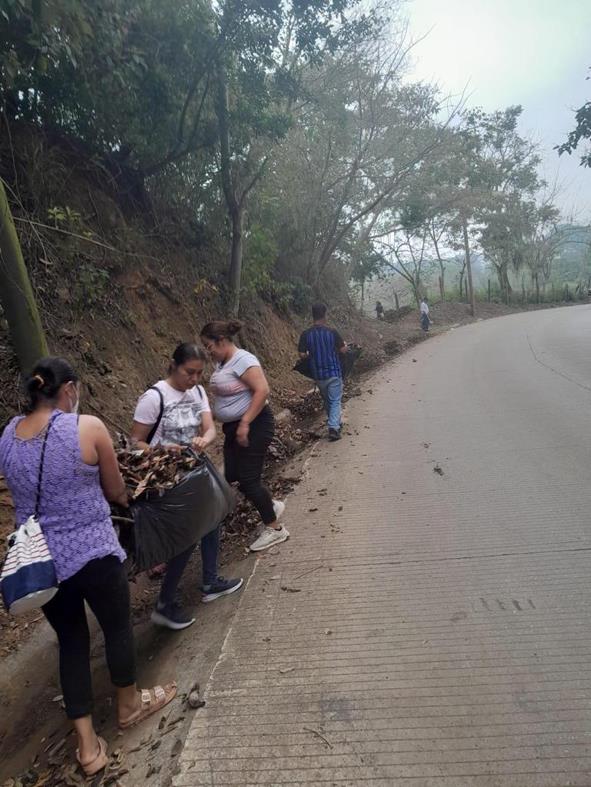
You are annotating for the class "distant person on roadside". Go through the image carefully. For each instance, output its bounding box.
[298,303,348,442]
[0,358,176,777]
[131,343,243,630]
[376,301,385,320]
[420,297,430,332]
[200,320,288,553]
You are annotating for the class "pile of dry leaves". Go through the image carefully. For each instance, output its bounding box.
[116,448,201,499]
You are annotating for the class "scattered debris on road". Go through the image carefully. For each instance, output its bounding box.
[303,727,333,749]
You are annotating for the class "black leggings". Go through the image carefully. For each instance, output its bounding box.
[42,555,136,719]
[223,406,276,525]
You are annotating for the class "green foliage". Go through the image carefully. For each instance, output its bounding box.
[242,225,278,295]
[47,205,80,227]
[0,0,94,87]
[73,262,110,310]
[557,67,591,168]
[288,277,314,314]
[1,0,577,316]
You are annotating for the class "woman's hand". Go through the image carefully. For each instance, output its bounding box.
[236,421,250,447]
[115,490,131,509]
[192,435,210,453]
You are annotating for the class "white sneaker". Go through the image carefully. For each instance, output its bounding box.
[273,500,285,520]
[250,525,290,552]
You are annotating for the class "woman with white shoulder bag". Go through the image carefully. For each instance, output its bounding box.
[0,358,176,777]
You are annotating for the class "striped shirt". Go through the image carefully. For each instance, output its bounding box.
[298,325,345,380]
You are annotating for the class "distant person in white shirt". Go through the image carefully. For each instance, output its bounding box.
[420,297,430,332]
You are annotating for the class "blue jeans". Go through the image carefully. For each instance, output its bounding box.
[158,526,219,606]
[316,376,343,431]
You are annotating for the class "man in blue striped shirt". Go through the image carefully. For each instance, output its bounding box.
[298,303,348,441]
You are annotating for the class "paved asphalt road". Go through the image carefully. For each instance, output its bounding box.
[175,305,591,787]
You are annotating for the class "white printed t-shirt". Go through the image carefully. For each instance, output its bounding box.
[208,349,261,423]
[133,380,211,446]
[420,301,430,315]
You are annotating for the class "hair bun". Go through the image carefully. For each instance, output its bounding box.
[32,374,45,389]
[227,320,243,336]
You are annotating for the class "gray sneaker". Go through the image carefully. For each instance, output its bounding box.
[250,525,290,552]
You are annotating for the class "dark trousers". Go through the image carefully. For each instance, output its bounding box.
[159,526,220,605]
[42,555,136,720]
[223,406,276,525]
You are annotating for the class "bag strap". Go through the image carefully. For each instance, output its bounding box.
[34,413,58,518]
[145,386,165,445]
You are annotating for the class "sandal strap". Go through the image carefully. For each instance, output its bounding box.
[140,685,166,708]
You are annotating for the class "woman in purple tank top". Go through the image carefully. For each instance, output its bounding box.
[0,358,176,777]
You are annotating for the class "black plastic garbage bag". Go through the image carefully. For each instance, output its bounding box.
[131,455,235,571]
[293,356,314,379]
[293,343,362,381]
[341,343,362,379]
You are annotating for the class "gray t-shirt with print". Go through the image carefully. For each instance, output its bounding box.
[209,349,261,423]
[133,381,211,446]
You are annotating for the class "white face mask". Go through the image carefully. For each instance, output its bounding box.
[68,386,80,414]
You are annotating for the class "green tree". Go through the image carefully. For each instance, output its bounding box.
[557,67,591,167]
[0,179,48,373]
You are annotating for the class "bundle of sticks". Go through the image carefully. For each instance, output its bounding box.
[116,446,202,499]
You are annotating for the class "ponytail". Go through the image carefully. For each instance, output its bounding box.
[25,357,78,409]
[200,320,243,342]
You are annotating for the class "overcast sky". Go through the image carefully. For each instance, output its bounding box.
[404,0,591,222]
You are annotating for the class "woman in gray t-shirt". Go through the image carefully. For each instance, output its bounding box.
[201,320,288,552]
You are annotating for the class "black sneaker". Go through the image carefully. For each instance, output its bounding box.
[328,428,342,441]
[201,577,244,603]
[151,601,195,630]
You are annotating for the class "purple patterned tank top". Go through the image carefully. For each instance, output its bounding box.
[0,410,125,581]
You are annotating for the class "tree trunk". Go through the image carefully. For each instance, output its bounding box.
[462,216,475,317]
[459,270,464,301]
[487,279,491,302]
[503,268,512,305]
[228,206,244,316]
[215,58,243,316]
[432,232,446,301]
[534,273,540,304]
[394,291,399,311]
[0,180,49,374]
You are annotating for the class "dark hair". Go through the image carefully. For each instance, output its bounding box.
[200,320,242,342]
[171,342,207,367]
[25,357,78,409]
[312,303,327,321]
